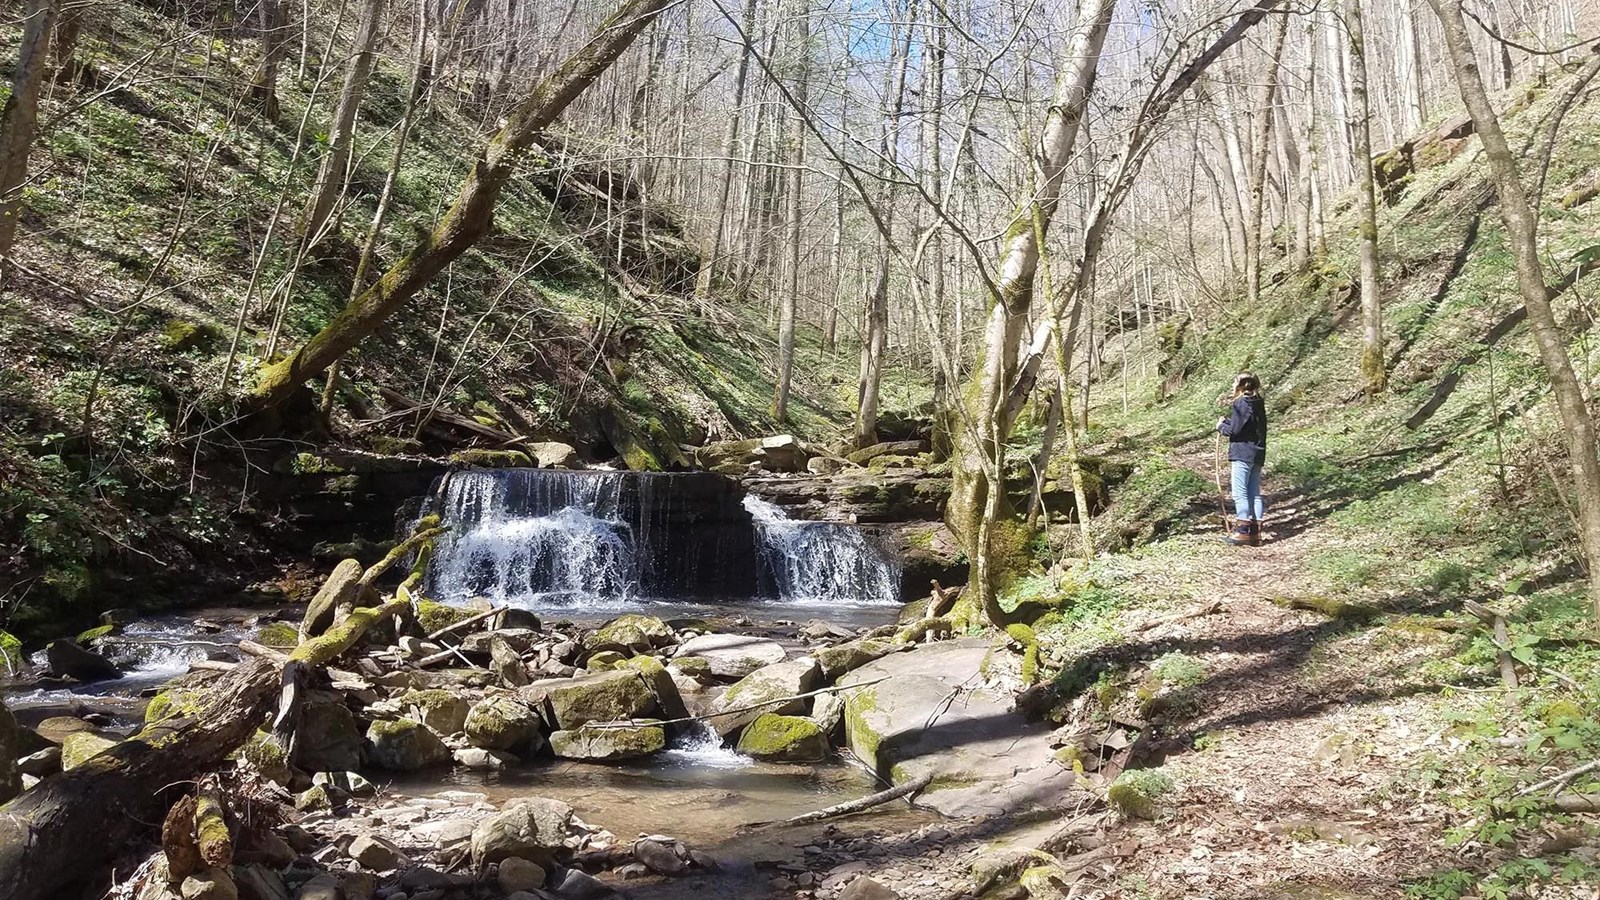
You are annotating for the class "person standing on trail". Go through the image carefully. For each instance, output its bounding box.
[1217,371,1267,546]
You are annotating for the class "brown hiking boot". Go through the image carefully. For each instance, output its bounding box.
[1227,520,1255,546]
[1252,519,1265,546]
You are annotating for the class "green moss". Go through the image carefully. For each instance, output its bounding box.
[1107,768,1174,820]
[415,599,472,634]
[75,623,114,644]
[735,713,828,761]
[144,687,206,725]
[1270,594,1380,620]
[1006,623,1040,686]
[843,686,882,767]
[1149,651,1205,689]
[255,621,299,649]
[160,317,219,351]
[448,449,533,468]
[239,730,291,784]
[1,630,26,672]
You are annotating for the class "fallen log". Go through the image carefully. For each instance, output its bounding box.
[750,773,934,832]
[0,595,411,900]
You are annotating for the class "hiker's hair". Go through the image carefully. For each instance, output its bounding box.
[1232,371,1261,397]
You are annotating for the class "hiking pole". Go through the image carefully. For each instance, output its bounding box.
[1214,432,1231,533]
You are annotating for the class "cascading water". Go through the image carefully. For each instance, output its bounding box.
[421,468,901,610]
[743,496,899,606]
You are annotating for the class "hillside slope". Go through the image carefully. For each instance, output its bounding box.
[0,5,914,636]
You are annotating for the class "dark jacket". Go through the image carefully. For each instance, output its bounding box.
[1218,394,1267,464]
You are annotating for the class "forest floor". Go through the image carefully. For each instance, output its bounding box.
[611,447,1519,900]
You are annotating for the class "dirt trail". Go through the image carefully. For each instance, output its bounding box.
[616,449,1463,900]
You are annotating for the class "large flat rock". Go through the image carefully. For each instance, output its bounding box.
[839,638,1080,818]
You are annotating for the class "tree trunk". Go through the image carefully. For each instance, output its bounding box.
[249,0,288,122]
[945,0,1115,623]
[303,0,389,244]
[250,0,673,409]
[1428,4,1600,624]
[0,0,59,270]
[1245,12,1289,305]
[855,8,915,447]
[51,3,86,84]
[1347,0,1386,395]
[694,0,758,298]
[772,0,811,423]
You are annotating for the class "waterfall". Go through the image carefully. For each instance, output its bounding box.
[421,469,900,610]
[744,496,900,606]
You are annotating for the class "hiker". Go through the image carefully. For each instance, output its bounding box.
[1217,371,1267,546]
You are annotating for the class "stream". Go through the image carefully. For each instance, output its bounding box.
[5,468,920,842]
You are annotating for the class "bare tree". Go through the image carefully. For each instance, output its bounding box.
[251,0,674,410]
[1245,12,1289,305]
[1428,1,1600,624]
[302,0,390,244]
[1346,0,1386,396]
[0,0,60,270]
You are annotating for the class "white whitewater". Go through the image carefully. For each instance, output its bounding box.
[743,496,899,606]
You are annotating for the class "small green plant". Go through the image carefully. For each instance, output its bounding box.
[1150,651,1206,689]
[1107,768,1174,820]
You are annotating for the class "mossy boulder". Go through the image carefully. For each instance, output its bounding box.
[1106,768,1173,820]
[365,718,452,771]
[449,449,534,468]
[465,695,544,752]
[708,657,820,737]
[549,722,665,761]
[528,670,658,730]
[145,686,207,725]
[416,599,474,635]
[44,640,121,682]
[294,785,332,812]
[673,633,786,679]
[402,689,470,735]
[735,713,829,762]
[618,654,690,720]
[61,730,119,770]
[161,316,221,351]
[585,650,628,671]
[292,699,363,772]
[586,614,673,653]
[239,730,291,785]
[254,621,300,649]
[74,623,115,646]
[814,639,895,681]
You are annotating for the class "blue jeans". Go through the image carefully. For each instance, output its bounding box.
[1231,460,1264,521]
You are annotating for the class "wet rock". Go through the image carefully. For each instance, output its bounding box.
[0,700,21,802]
[470,797,574,868]
[586,614,674,653]
[812,691,845,735]
[401,689,470,734]
[17,744,61,777]
[232,864,290,900]
[340,873,377,900]
[32,714,94,744]
[530,441,581,469]
[454,746,517,769]
[735,713,829,762]
[497,856,548,893]
[348,834,409,870]
[312,770,374,796]
[365,718,451,771]
[632,838,690,876]
[529,670,658,729]
[180,868,237,900]
[491,634,532,687]
[550,721,665,760]
[45,639,121,682]
[839,877,901,900]
[449,448,533,468]
[60,730,119,770]
[465,694,544,752]
[815,639,895,681]
[299,558,362,641]
[292,873,341,900]
[551,867,614,898]
[292,700,363,773]
[673,633,786,679]
[708,657,820,737]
